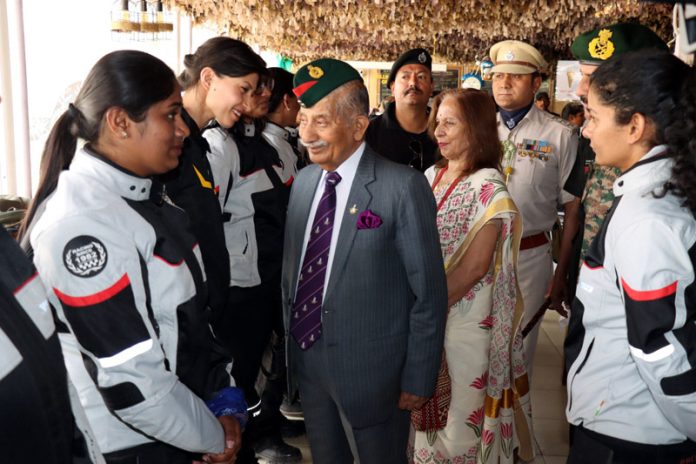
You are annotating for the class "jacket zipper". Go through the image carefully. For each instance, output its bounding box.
[568,337,594,412]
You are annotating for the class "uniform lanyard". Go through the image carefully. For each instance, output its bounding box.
[431,166,465,212]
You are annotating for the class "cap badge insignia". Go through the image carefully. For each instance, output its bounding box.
[504,51,515,61]
[418,52,427,63]
[588,29,615,60]
[308,65,324,79]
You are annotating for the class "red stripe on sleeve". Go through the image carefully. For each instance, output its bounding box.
[621,277,678,302]
[14,271,38,295]
[54,273,130,307]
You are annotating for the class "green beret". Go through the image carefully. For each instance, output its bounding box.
[387,48,432,87]
[571,23,668,64]
[292,58,362,108]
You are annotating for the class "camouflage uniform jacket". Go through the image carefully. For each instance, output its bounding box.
[581,164,621,258]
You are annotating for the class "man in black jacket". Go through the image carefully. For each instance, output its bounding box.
[365,48,437,172]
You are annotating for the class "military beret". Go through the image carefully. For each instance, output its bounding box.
[571,23,668,64]
[387,48,432,87]
[489,40,548,74]
[293,58,362,108]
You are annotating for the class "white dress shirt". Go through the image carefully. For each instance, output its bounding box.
[297,142,365,300]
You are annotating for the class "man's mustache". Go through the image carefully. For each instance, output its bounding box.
[404,87,422,96]
[299,139,329,149]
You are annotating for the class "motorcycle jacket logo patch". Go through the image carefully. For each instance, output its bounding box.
[63,235,108,278]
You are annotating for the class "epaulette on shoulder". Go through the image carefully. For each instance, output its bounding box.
[542,111,576,132]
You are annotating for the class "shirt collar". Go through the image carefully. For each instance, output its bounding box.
[320,142,365,182]
[498,102,534,130]
[71,146,152,201]
[613,144,671,197]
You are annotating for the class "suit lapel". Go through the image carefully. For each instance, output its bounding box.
[288,166,322,302]
[324,148,376,299]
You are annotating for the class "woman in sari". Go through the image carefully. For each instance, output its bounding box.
[410,89,533,464]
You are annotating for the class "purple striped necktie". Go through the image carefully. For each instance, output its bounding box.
[291,171,342,350]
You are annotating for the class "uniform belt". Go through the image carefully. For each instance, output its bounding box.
[520,232,548,250]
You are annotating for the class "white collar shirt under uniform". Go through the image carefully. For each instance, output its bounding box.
[297,142,365,300]
[497,105,579,236]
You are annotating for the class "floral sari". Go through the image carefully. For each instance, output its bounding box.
[409,167,533,464]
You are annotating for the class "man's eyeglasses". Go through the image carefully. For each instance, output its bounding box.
[408,139,424,171]
[254,76,275,95]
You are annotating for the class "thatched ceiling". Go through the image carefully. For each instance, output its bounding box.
[166,1,674,64]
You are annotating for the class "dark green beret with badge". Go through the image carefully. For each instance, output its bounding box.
[387,48,432,87]
[571,23,668,64]
[292,58,362,108]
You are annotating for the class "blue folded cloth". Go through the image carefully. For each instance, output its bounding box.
[205,386,249,429]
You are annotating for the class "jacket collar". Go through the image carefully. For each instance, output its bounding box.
[380,101,430,134]
[71,147,153,201]
[182,107,212,154]
[324,145,376,300]
[264,121,290,140]
[613,145,670,197]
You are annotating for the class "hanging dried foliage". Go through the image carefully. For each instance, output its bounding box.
[165,0,673,63]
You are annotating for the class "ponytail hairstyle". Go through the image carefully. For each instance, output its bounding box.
[665,67,696,218]
[18,50,178,240]
[267,67,295,114]
[178,36,266,90]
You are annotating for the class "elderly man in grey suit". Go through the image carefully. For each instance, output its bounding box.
[282,58,447,463]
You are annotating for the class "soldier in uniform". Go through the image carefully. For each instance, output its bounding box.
[490,40,580,373]
[562,23,669,300]
[365,48,438,172]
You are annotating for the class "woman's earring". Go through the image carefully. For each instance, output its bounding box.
[121,131,128,139]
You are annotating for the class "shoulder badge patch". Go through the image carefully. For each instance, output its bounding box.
[63,236,108,278]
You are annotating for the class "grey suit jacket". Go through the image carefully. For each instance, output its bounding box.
[282,146,447,428]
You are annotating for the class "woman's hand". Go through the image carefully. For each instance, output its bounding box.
[201,415,242,463]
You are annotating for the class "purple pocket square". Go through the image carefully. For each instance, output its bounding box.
[356,209,382,229]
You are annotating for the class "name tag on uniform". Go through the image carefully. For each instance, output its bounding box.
[516,139,552,162]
